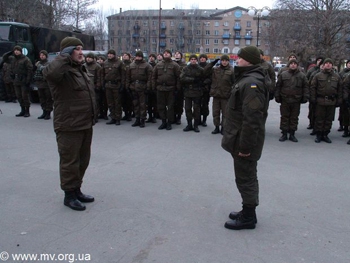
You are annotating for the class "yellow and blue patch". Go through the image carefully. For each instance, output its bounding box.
[250,84,257,89]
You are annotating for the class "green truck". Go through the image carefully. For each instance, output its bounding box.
[0,22,95,102]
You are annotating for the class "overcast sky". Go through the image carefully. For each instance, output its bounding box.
[96,0,276,12]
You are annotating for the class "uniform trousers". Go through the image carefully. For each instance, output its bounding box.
[157,90,175,122]
[212,97,228,127]
[14,84,30,107]
[106,88,122,120]
[56,128,93,191]
[185,96,201,121]
[132,90,147,119]
[314,104,336,132]
[279,102,300,131]
[38,88,53,111]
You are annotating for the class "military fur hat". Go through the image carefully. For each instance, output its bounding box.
[189,54,198,61]
[238,46,260,65]
[220,54,230,61]
[135,51,144,58]
[39,50,48,57]
[287,59,299,66]
[163,49,172,57]
[13,45,22,52]
[323,58,333,65]
[107,49,116,55]
[60,37,83,51]
[199,54,208,60]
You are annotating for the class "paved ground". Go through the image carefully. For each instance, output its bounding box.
[0,101,349,263]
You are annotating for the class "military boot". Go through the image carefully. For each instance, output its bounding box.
[16,106,25,117]
[315,132,322,143]
[132,117,140,127]
[224,206,257,230]
[279,131,288,141]
[347,139,350,145]
[75,188,94,203]
[176,114,181,125]
[220,126,224,135]
[229,208,258,224]
[139,119,145,128]
[322,131,332,143]
[211,126,220,134]
[193,120,200,133]
[310,129,317,135]
[38,110,46,119]
[201,116,207,127]
[23,107,30,117]
[166,122,172,130]
[158,119,167,130]
[64,191,86,211]
[183,119,193,132]
[44,111,51,120]
[289,130,298,142]
[342,126,349,137]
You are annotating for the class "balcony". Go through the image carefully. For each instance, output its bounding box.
[244,35,252,40]
[159,42,166,47]
[222,34,230,39]
[159,33,166,38]
[234,25,241,31]
[132,33,140,38]
[234,35,241,39]
[160,24,167,29]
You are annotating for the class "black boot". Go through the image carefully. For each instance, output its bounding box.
[75,188,94,203]
[193,120,200,133]
[38,110,46,119]
[201,116,207,127]
[158,119,167,130]
[229,209,258,224]
[106,119,117,125]
[183,119,193,132]
[132,117,140,127]
[44,111,51,120]
[166,122,172,130]
[225,206,257,230]
[16,106,25,117]
[279,131,288,141]
[342,126,349,137]
[289,130,298,142]
[315,132,322,143]
[220,126,224,135]
[115,120,121,125]
[64,191,86,211]
[23,107,30,117]
[322,131,332,143]
[211,126,220,134]
[310,129,317,135]
[176,114,181,125]
[347,139,350,145]
[139,119,145,128]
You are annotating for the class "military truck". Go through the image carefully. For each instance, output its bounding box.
[0,22,95,102]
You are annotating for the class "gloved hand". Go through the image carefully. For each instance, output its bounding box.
[211,59,220,65]
[275,97,281,103]
[301,98,308,104]
[60,46,76,56]
[269,92,275,101]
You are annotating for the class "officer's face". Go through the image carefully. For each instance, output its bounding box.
[71,46,84,63]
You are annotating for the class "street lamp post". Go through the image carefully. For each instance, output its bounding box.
[158,0,162,53]
[248,6,270,47]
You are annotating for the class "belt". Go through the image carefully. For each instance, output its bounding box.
[318,95,335,100]
[106,81,118,84]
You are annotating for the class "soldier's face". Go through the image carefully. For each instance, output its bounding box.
[108,53,115,60]
[190,58,197,65]
[157,55,163,61]
[289,62,298,70]
[149,56,155,62]
[135,56,143,61]
[346,62,350,69]
[323,62,333,70]
[86,57,94,63]
[236,57,250,67]
[71,46,84,63]
[39,53,47,60]
[163,52,171,59]
[220,59,230,67]
[14,50,21,56]
[199,57,207,63]
[123,54,130,61]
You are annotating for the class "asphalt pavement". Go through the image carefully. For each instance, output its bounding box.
[0,100,349,263]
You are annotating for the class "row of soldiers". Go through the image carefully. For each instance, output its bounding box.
[275,53,350,144]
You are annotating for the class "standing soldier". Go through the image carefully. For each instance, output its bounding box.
[152,49,181,130]
[180,54,204,132]
[146,53,158,123]
[11,45,33,117]
[84,53,101,122]
[121,53,133,121]
[174,51,186,125]
[204,55,235,135]
[126,51,153,128]
[96,56,108,120]
[2,57,16,103]
[198,54,211,127]
[310,58,342,143]
[275,59,309,142]
[337,59,350,136]
[259,49,276,100]
[221,46,269,230]
[102,49,124,125]
[34,50,53,120]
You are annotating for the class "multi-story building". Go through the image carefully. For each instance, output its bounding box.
[107,6,270,60]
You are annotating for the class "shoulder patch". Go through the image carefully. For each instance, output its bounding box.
[250,84,257,89]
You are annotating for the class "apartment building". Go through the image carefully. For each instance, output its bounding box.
[107,6,270,59]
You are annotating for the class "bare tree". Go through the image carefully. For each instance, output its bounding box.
[66,0,97,30]
[84,6,108,50]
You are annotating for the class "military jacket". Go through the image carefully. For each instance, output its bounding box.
[180,64,204,98]
[11,54,33,85]
[204,63,235,99]
[152,58,180,92]
[310,69,342,106]
[126,59,153,91]
[43,55,97,132]
[34,59,49,89]
[102,58,124,88]
[221,65,269,161]
[84,61,101,89]
[275,68,309,103]
[260,60,276,93]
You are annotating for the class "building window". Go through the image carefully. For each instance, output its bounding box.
[246,39,251,45]
[170,21,174,27]
[195,47,200,53]
[214,30,219,36]
[214,21,219,27]
[234,39,240,45]
[170,38,174,44]
[126,30,130,35]
[196,30,201,35]
[223,21,229,27]
[188,30,192,35]
[205,48,210,53]
[214,39,219,44]
[118,30,122,36]
[205,30,210,35]
[223,39,229,45]
[223,48,229,54]
[204,21,210,27]
[247,21,251,27]
[205,39,210,45]
[195,39,201,45]
[213,48,219,53]
[246,30,252,36]
[118,21,123,27]
[143,30,147,35]
[223,29,230,35]
[152,38,157,44]
[152,20,157,26]
[143,21,148,27]
[170,30,174,35]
